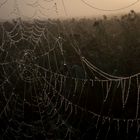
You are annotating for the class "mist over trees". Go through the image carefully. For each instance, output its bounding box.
[46,10,140,76]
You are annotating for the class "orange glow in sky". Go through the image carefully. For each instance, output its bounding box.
[0,0,140,19]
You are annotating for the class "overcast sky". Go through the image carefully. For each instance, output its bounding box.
[0,0,140,19]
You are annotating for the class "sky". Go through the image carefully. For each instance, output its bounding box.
[59,0,140,18]
[0,0,140,19]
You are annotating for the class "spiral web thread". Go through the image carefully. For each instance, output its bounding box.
[0,0,140,140]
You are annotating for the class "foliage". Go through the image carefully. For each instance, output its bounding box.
[47,11,140,76]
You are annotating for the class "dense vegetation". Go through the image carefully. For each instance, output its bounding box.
[48,10,140,76]
[0,11,140,140]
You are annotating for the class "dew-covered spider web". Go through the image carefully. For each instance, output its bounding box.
[0,0,140,140]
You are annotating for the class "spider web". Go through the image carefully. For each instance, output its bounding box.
[0,0,140,140]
